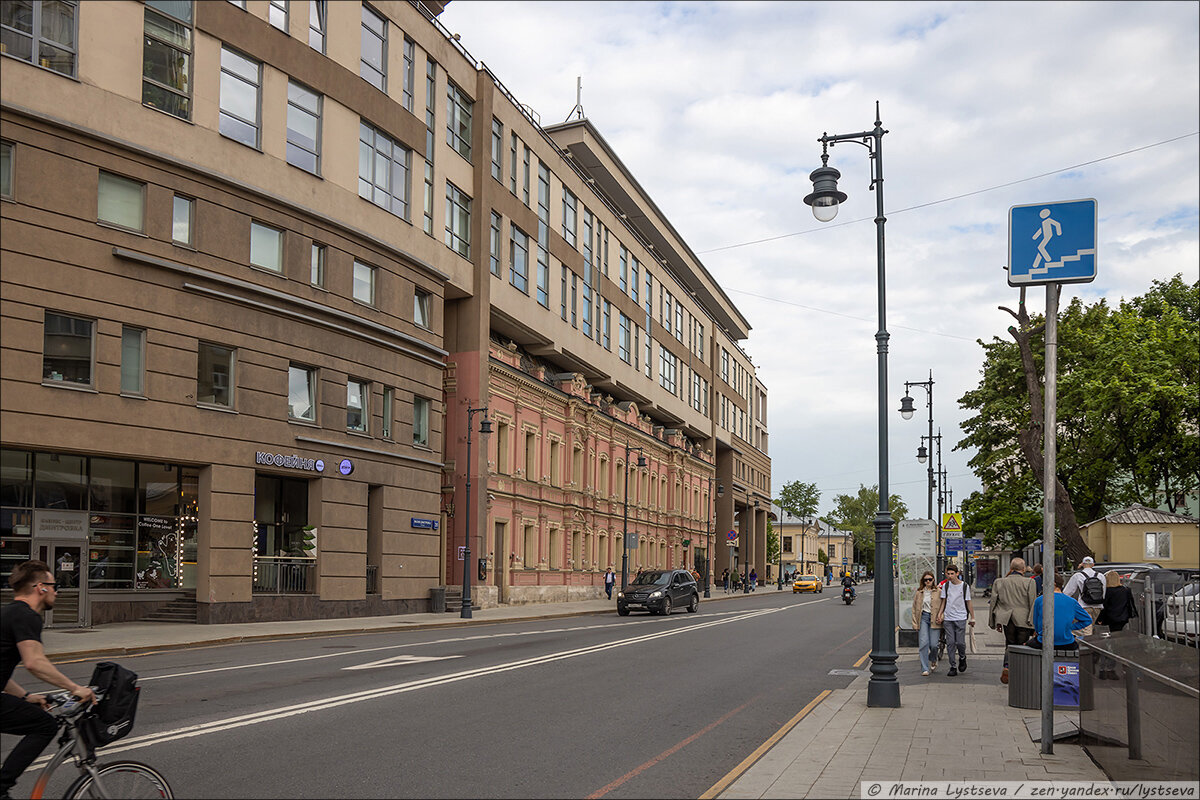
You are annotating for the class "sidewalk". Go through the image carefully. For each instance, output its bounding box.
[716,622,1108,798]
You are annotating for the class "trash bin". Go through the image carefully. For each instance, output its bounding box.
[1008,643,1080,710]
[429,586,446,614]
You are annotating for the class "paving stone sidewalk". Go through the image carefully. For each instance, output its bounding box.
[718,623,1107,798]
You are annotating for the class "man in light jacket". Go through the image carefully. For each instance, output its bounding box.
[988,557,1039,685]
[1063,555,1104,635]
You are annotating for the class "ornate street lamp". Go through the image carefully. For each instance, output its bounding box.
[621,445,647,592]
[805,101,900,708]
[461,407,492,619]
[901,371,939,577]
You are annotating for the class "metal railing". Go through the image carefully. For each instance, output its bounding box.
[1132,576,1199,647]
[252,557,315,594]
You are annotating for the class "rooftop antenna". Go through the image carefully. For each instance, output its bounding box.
[565,76,585,122]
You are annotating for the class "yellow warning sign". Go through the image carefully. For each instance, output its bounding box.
[942,513,963,533]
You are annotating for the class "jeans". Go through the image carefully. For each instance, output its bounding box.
[605,583,613,599]
[918,611,935,672]
[0,694,58,794]
[943,619,967,665]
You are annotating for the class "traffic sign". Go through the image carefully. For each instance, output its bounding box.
[964,538,983,553]
[726,530,738,543]
[1008,199,1097,286]
[625,533,639,549]
[945,538,964,550]
[942,513,963,533]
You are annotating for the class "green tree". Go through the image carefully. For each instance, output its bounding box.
[766,519,778,564]
[958,275,1199,562]
[777,480,820,519]
[960,474,1042,551]
[823,484,908,565]
[818,548,828,565]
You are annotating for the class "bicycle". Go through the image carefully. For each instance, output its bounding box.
[26,689,172,799]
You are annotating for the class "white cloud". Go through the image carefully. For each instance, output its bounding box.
[442,0,1200,518]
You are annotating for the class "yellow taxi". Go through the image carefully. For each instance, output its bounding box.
[792,574,823,593]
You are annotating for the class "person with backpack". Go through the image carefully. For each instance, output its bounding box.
[1063,555,1105,635]
[935,563,975,676]
[1,560,96,799]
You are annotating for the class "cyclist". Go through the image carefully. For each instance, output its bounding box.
[1,560,96,800]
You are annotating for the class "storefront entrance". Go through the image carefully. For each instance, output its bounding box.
[34,540,89,628]
[253,474,313,593]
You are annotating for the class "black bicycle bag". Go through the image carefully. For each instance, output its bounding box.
[79,661,140,751]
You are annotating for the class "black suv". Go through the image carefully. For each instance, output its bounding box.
[617,569,699,616]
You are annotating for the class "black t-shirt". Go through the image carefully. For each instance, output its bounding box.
[1,600,44,687]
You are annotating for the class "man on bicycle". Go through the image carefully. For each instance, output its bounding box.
[1,560,95,800]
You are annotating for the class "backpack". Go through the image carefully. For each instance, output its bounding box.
[79,661,140,752]
[1080,569,1105,605]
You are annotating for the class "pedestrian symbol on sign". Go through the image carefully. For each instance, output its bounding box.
[942,513,963,533]
[1008,199,1097,286]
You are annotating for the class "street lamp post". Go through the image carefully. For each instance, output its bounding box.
[804,101,900,708]
[461,406,492,619]
[621,445,646,592]
[901,372,940,577]
[704,476,715,598]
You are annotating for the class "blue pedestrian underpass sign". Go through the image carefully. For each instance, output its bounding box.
[1008,199,1097,286]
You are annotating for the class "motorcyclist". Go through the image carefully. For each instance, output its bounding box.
[841,573,856,598]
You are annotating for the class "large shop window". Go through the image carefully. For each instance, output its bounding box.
[0,449,198,590]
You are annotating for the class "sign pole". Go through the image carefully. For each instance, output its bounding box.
[1040,282,1060,754]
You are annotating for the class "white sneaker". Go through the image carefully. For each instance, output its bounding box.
[921,670,930,676]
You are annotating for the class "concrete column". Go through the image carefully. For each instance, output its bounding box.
[755,508,768,585]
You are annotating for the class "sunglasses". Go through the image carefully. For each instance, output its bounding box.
[38,581,59,590]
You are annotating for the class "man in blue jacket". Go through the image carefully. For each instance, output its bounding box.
[1028,572,1093,651]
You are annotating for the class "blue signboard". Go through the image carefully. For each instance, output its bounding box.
[1008,199,1097,286]
[964,538,983,552]
[1054,661,1080,707]
[411,518,439,530]
[945,538,964,550]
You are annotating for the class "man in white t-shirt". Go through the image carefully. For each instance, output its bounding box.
[1063,556,1104,635]
[935,563,975,676]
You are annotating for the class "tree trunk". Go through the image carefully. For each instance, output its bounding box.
[1000,290,1093,565]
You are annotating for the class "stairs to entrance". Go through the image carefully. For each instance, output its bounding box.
[442,586,479,612]
[142,592,197,623]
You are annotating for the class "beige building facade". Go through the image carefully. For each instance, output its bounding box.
[1,0,769,623]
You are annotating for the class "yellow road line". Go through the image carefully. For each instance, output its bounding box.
[853,649,871,668]
[699,689,833,800]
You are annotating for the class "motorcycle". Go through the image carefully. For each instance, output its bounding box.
[842,585,855,605]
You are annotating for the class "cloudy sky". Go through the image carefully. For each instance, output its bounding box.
[440,1,1200,521]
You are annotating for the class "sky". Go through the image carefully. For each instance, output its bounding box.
[439,1,1200,522]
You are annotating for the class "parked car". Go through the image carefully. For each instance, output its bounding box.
[1126,569,1200,637]
[617,569,699,616]
[1091,562,1161,581]
[792,575,823,594]
[1162,581,1200,647]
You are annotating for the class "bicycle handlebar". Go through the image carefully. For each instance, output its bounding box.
[42,687,102,717]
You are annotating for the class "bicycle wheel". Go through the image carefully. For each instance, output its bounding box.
[65,761,173,799]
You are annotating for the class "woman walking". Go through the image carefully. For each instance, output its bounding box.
[1097,571,1137,632]
[911,571,943,676]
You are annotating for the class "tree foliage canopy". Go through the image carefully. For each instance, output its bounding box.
[777,480,821,519]
[823,484,908,563]
[958,275,1199,554]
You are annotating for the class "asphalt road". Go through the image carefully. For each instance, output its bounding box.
[10,583,875,799]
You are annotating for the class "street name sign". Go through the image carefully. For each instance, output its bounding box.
[1008,199,1097,286]
[964,538,983,552]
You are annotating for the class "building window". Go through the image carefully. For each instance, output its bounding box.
[662,290,672,335]
[0,140,11,199]
[308,0,325,52]
[509,132,518,194]
[630,257,639,303]
[562,189,577,247]
[171,195,193,245]
[414,288,431,328]
[489,212,502,277]
[602,300,611,349]
[358,121,410,218]
[659,347,678,395]
[353,260,376,306]
[510,225,529,293]
[120,327,145,396]
[360,4,386,91]
[413,396,430,447]
[536,163,550,307]
[286,80,321,174]
[1,0,77,77]
[1145,531,1171,560]
[444,182,471,258]
[446,81,472,160]
[721,349,729,383]
[42,312,93,386]
[197,342,235,408]
[618,245,627,293]
[288,364,315,421]
[524,430,537,477]
[141,1,191,119]
[423,60,436,234]
[310,243,325,287]
[490,118,503,181]
[268,0,287,31]
[694,321,705,361]
[675,303,683,342]
[496,420,510,474]
[618,313,632,364]
[347,379,368,432]
[522,145,530,205]
[97,172,145,232]
[401,37,415,111]
[382,386,394,439]
[219,46,260,148]
[249,222,283,272]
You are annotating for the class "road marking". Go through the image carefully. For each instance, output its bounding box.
[854,649,871,668]
[34,605,810,762]
[342,654,462,670]
[699,690,833,800]
[136,599,828,682]
[586,696,762,799]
